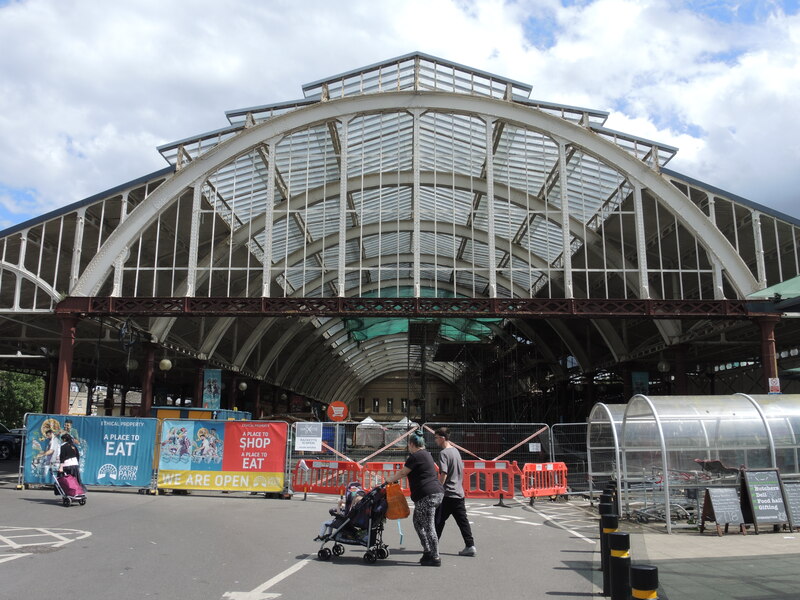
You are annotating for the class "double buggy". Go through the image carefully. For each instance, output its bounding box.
[316,484,389,564]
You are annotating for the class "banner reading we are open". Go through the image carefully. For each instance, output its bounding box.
[157,420,287,492]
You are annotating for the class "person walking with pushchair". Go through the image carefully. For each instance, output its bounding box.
[385,429,444,566]
[58,433,86,493]
[434,427,476,556]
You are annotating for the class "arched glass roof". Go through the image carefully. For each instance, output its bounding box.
[1,52,800,409]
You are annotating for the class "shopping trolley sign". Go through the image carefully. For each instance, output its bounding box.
[326,401,349,422]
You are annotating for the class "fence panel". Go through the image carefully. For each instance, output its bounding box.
[424,422,551,467]
[550,423,589,493]
[289,421,417,494]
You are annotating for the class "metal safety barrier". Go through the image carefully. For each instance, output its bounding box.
[291,459,362,496]
[550,422,588,493]
[463,460,521,499]
[521,462,568,500]
[361,461,411,496]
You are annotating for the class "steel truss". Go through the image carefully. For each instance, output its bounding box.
[56,296,757,319]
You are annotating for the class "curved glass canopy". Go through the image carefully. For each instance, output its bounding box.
[587,402,626,496]
[618,394,800,532]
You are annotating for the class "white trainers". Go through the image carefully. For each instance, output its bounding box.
[458,546,477,556]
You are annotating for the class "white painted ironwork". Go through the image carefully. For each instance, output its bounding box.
[0,54,798,402]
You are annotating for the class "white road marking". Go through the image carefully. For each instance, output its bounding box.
[0,553,31,564]
[0,526,91,565]
[510,499,597,544]
[222,556,313,600]
[0,527,91,551]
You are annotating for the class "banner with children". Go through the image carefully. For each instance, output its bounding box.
[156,420,288,492]
[202,368,222,409]
[23,414,157,487]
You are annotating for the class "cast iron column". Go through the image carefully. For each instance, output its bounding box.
[193,359,206,407]
[54,316,79,415]
[141,343,156,417]
[758,316,781,393]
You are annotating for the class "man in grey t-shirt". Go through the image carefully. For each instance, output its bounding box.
[434,427,476,556]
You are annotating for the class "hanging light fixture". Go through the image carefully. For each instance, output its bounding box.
[159,358,173,372]
[238,381,248,392]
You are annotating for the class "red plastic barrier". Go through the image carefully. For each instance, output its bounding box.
[521,462,568,498]
[362,462,411,496]
[463,460,521,499]
[291,459,362,496]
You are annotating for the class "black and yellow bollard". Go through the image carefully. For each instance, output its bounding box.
[597,502,614,577]
[600,513,618,596]
[607,532,630,600]
[604,485,619,514]
[631,565,659,599]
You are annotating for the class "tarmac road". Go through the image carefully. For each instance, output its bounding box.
[0,462,600,600]
[6,458,800,600]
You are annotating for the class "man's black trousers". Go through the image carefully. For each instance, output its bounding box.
[435,495,474,547]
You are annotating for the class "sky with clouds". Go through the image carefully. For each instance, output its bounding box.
[0,0,798,232]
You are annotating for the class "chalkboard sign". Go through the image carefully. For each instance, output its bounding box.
[783,481,800,529]
[741,469,789,533]
[700,487,744,535]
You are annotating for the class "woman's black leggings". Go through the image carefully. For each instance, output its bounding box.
[413,492,444,556]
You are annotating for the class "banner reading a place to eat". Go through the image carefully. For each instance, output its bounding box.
[157,420,288,492]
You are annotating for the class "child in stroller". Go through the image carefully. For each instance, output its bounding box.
[316,483,390,564]
[316,481,365,541]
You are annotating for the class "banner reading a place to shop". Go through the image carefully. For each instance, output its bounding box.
[156,420,288,492]
[23,414,157,487]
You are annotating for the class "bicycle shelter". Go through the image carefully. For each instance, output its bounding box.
[587,402,626,499]
[618,394,800,532]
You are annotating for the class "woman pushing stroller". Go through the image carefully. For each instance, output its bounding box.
[385,429,444,567]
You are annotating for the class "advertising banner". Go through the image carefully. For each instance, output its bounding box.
[631,371,649,395]
[23,414,157,487]
[157,420,287,492]
[202,369,222,409]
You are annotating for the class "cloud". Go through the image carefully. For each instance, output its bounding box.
[0,0,798,228]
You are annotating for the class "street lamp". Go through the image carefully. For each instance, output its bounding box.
[157,358,173,406]
[236,381,248,412]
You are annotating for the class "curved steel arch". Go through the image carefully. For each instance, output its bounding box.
[61,90,763,407]
[74,91,757,298]
[0,260,62,307]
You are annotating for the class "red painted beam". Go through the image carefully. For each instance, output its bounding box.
[55,296,762,319]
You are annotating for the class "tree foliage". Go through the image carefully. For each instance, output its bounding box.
[0,371,45,428]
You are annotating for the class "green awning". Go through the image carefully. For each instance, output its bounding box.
[342,287,501,343]
[746,275,800,300]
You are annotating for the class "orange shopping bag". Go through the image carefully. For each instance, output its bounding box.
[384,483,410,519]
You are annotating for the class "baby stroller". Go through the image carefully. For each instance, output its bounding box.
[317,484,389,564]
[51,466,87,507]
